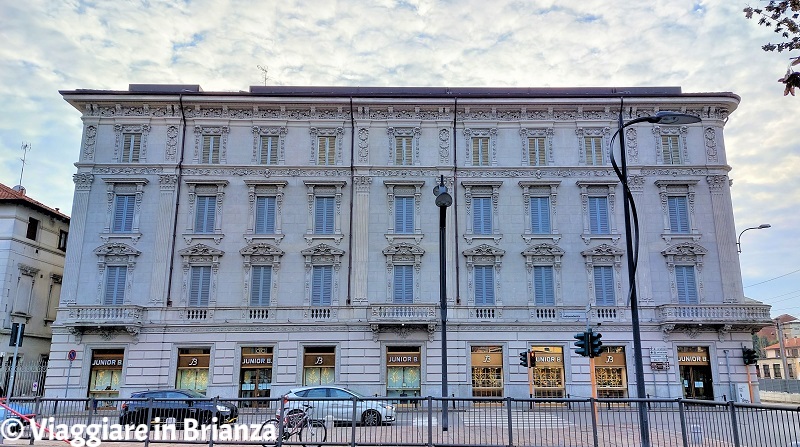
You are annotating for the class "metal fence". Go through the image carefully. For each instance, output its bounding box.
[2,396,799,447]
[0,359,48,398]
[760,378,800,394]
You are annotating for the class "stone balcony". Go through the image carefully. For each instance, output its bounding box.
[655,303,773,332]
[60,305,145,340]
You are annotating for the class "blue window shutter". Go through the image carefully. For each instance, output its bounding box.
[594,266,614,306]
[473,197,492,234]
[190,266,211,307]
[261,136,277,164]
[195,196,216,233]
[256,196,276,234]
[315,197,334,234]
[589,197,609,234]
[475,265,495,306]
[668,196,690,233]
[250,266,272,306]
[312,266,333,306]
[530,197,551,234]
[676,266,698,304]
[395,197,414,234]
[104,266,126,305]
[113,195,134,233]
[534,266,554,306]
[393,265,413,304]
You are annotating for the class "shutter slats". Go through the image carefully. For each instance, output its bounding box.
[395,197,414,234]
[534,266,554,306]
[589,197,609,234]
[312,265,332,306]
[473,197,492,234]
[196,196,216,233]
[261,136,278,164]
[594,266,614,306]
[250,266,272,306]
[113,195,134,233]
[256,196,276,234]
[530,197,551,234]
[668,196,689,233]
[315,197,334,234]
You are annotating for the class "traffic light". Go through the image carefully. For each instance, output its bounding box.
[574,332,589,357]
[742,348,759,365]
[519,351,530,367]
[589,330,603,358]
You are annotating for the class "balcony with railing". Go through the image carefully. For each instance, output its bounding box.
[655,303,772,330]
[369,304,437,323]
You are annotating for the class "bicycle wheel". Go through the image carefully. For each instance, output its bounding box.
[299,419,326,447]
[259,418,281,446]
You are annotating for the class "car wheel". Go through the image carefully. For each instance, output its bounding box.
[361,409,381,426]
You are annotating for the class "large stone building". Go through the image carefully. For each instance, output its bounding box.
[0,182,69,396]
[45,85,771,403]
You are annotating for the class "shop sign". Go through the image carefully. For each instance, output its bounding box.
[531,347,564,367]
[242,354,273,367]
[677,349,710,365]
[597,352,626,367]
[91,352,124,370]
[387,353,420,366]
[471,352,503,366]
[178,354,210,368]
[304,353,335,367]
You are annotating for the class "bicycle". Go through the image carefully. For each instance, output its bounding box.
[261,402,326,447]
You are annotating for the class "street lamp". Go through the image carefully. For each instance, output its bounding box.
[433,175,452,431]
[737,224,771,253]
[610,104,701,447]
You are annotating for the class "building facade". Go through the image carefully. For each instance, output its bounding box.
[0,183,69,396]
[45,85,771,402]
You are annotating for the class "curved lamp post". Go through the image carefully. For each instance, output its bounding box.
[610,106,701,447]
[433,175,452,431]
[737,224,771,253]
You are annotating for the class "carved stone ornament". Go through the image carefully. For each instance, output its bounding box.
[178,243,224,258]
[581,243,624,258]
[463,244,506,258]
[521,243,564,258]
[240,243,284,257]
[93,242,142,257]
[661,242,708,257]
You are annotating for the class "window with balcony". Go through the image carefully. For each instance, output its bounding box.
[178,244,223,308]
[653,125,689,165]
[301,244,344,310]
[463,128,497,167]
[310,127,343,166]
[250,265,273,306]
[114,124,150,163]
[582,244,623,310]
[240,242,283,310]
[102,178,148,242]
[94,242,141,306]
[675,265,698,304]
[523,243,563,307]
[383,242,424,304]
[252,126,286,165]
[393,265,414,304]
[464,244,505,311]
[593,266,616,306]
[312,265,333,306]
[662,242,707,304]
[576,128,609,166]
[474,265,495,306]
[463,181,503,244]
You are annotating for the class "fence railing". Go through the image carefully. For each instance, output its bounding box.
[760,378,800,394]
[1,395,799,446]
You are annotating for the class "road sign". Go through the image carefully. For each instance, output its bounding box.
[68,349,77,361]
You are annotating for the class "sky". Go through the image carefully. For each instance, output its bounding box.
[0,0,797,318]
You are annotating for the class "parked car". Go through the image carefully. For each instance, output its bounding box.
[119,389,238,426]
[0,400,34,434]
[282,386,395,426]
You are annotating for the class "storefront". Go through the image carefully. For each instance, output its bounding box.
[471,346,503,397]
[386,346,421,398]
[176,348,210,394]
[88,350,123,406]
[594,346,627,398]
[530,346,565,398]
[240,347,273,406]
[678,346,714,400]
[303,347,335,386]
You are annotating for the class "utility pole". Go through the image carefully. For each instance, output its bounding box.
[776,319,790,381]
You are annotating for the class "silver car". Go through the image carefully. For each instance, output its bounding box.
[282,386,395,426]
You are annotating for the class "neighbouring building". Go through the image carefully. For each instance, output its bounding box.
[45,85,772,402]
[0,182,69,396]
[757,337,800,380]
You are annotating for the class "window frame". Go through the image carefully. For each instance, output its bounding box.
[310,127,344,166]
[520,128,554,166]
[114,124,150,163]
[252,126,286,165]
[102,178,148,243]
[577,181,619,244]
[655,180,700,243]
[304,181,346,245]
[581,243,623,313]
[463,244,505,311]
[301,244,344,312]
[384,180,425,244]
[463,128,497,167]
[674,265,699,304]
[244,181,287,244]
[194,125,229,164]
[662,242,707,304]
[26,217,39,241]
[178,243,223,308]
[652,125,689,165]
[240,243,284,311]
[576,127,610,166]
[383,242,424,304]
[184,180,228,245]
[387,127,420,166]
[93,242,141,306]
[593,265,616,306]
[520,181,561,244]
[462,181,503,244]
[523,243,564,308]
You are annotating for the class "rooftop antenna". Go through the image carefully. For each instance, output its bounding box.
[257,65,271,86]
[18,142,31,186]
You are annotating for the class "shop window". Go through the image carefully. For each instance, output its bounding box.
[595,346,627,398]
[240,347,273,406]
[471,346,504,398]
[386,347,421,399]
[88,350,123,407]
[176,348,210,394]
[530,346,565,398]
[303,347,335,386]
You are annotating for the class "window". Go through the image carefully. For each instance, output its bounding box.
[311,265,333,306]
[104,265,127,305]
[201,135,221,163]
[675,265,698,304]
[763,365,771,378]
[189,265,211,307]
[121,133,142,162]
[588,197,609,234]
[594,266,615,306]
[317,136,336,165]
[528,137,547,166]
[533,266,555,306]
[255,196,276,234]
[472,137,490,166]
[584,136,604,165]
[661,135,681,164]
[473,197,493,235]
[395,136,413,165]
[250,265,272,306]
[58,230,68,251]
[195,196,216,234]
[773,364,782,379]
[26,217,39,240]
[314,197,335,234]
[668,196,690,233]
[662,242,707,304]
[474,265,495,306]
[258,135,279,165]
[395,196,414,234]
[393,265,414,304]
[530,197,551,234]
[113,195,135,233]
[310,128,343,165]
